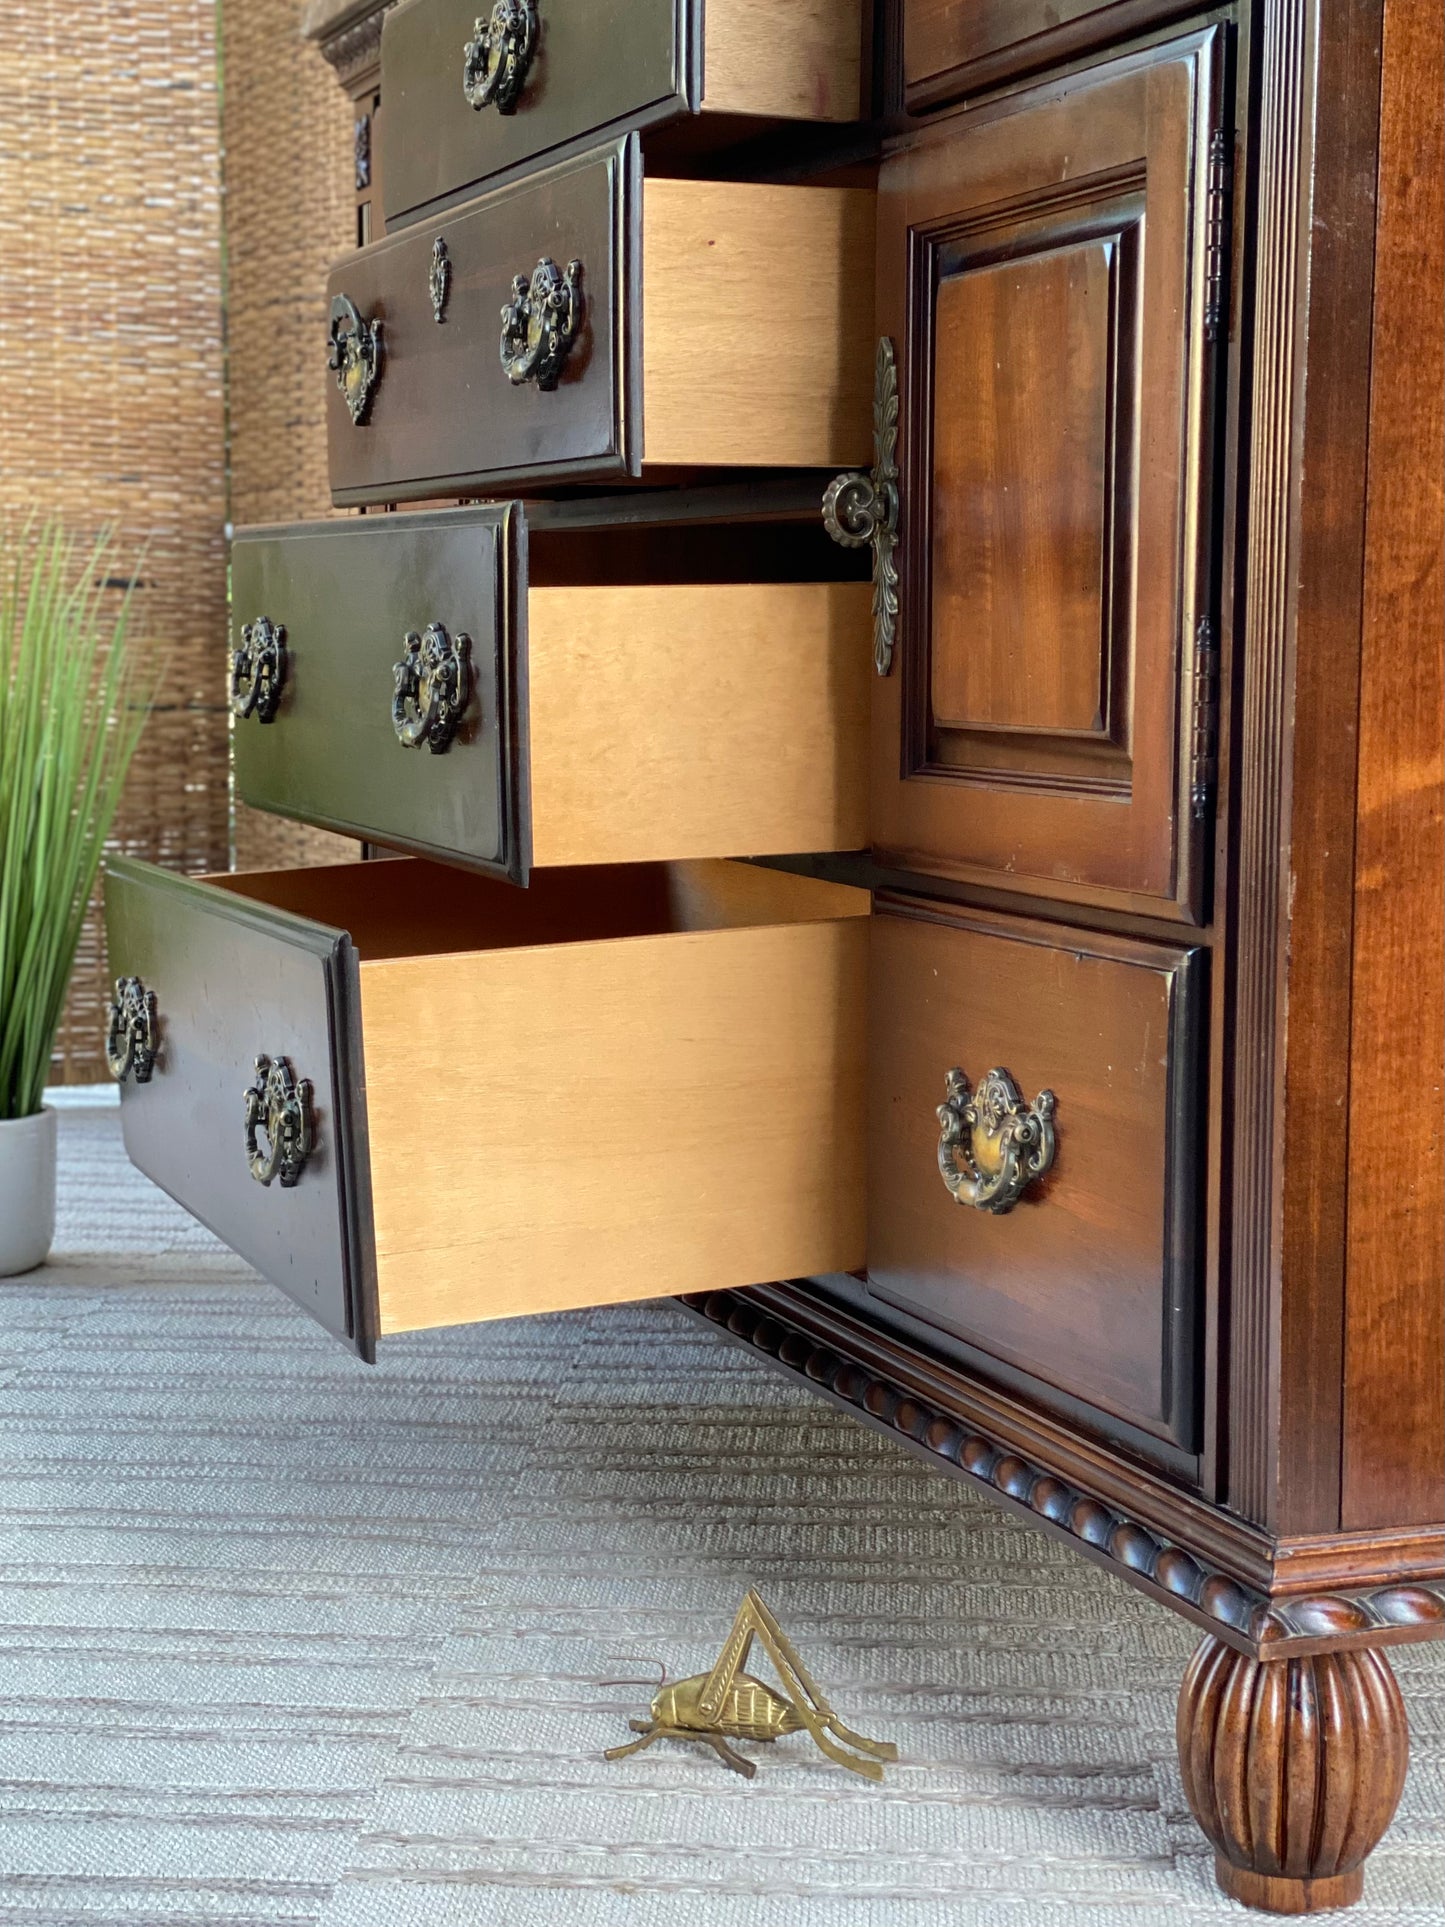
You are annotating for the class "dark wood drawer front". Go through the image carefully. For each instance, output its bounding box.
[904,0,1192,110]
[873,30,1229,918]
[103,859,374,1354]
[379,0,864,231]
[328,141,633,500]
[381,0,683,227]
[232,509,524,881]
[867,896,1205,1447]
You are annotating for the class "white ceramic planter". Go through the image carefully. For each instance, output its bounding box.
[0,1107,57,1276]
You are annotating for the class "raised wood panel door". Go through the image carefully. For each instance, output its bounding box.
[872,29,1229,919]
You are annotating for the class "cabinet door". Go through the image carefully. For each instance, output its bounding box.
[872,30,1228,919]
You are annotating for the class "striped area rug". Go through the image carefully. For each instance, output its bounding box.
[0,1102,1439,1923]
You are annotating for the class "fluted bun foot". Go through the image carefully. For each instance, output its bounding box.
[1177,1635,1408,1915]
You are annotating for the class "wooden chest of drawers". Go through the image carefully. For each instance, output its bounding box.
[112,0,1444,1911]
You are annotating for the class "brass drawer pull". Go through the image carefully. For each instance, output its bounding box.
[392,622,472,752]
[328,292,383,425]
[429,236,451,323]
[937,1067,1055,1214]
[823,336,900,676]
[104,975,159,1085]
[230,615,287,723]
[463,0,538,114]
[500,256,583,389]
[243,1054,314,1189]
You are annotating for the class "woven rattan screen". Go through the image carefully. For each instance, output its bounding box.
[0,2,231,1082]
[222,0,360,873]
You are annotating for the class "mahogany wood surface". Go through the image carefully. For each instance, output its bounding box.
[866,893,1204,1444]
[1177,1635,1409,1913]
[871,29,1225,919]
[1340,0,1445,1530]
[901,0,1196,109]
[928,244,1114,738]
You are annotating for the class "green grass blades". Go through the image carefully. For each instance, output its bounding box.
[0,523,152,1120]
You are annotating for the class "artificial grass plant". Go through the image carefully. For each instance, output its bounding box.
[0,522,150,1120]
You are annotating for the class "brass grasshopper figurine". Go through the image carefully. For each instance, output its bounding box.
[605,1589,897,1781]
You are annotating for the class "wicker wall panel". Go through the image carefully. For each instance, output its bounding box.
[0,2,231,1083]
[221,0,360,872]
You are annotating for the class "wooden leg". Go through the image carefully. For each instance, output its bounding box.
[1176,1634,1410,1915]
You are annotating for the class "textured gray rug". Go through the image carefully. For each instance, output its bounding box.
[0,1101,1439,1923]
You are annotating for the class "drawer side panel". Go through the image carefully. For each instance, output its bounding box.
[362,917,868,1331]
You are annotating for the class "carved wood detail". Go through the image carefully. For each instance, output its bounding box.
[1177,1635,1409,1912]
[305,0,395,91]
[686,1288,1445,1662]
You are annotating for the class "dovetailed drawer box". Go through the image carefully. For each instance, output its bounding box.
[231,505,869,879]
[867,894,1207,1456]
[325,137,875,502]
[380,0,866,229]
[103,856,870,1358]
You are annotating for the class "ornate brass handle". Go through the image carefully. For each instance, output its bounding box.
[243,1054,314,1189]
[823,337,900,676]
[500,256,583,389]
[392,623,471,752]
[328,292,383,425]
[230,615,287,723]
[936,1067,1056,1215]
[104,975,159,1084]
[463,0,538,114]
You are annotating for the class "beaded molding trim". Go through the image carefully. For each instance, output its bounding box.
[687,1289,1445,1660]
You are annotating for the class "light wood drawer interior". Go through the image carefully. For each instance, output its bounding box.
[106,856,869,1355]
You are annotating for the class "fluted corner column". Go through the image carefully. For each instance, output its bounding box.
[1176,1634,1409,1914]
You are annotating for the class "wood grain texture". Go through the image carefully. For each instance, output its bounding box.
[902,0,1189,108]
[641,177,874,470]
[1227,0,1385,1533]
[866,895,1203,1443]
[1177,1635,1409,1912]
[693,1285,1445,1660]
[871,33,1222,916]
[703,0,864,121]
[358,862,869,1334]
[929,242,1113,737]
[527,581,870,866]
[1341,0,1445,1530]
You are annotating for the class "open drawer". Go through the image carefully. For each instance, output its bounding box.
[231,503,869,881]
[102,855,869,1358]
[326,137,874,501]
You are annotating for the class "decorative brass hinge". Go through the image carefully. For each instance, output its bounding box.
[1190,615,1220,821]
[1203,130,1232,343]
[823,337,900,676]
